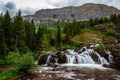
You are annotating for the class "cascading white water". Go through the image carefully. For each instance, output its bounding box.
[65,46,113,65]
[94,51,109,65]
[55,57,58,64]
[45,55,51,66]
[105,50,113,63]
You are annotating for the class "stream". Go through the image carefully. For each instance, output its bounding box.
[17,45,120,80]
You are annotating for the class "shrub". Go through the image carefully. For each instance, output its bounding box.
[94,44,105,51]
[64,45,75,49]
[18,53,35,73]
[48,46,56,51]
[105,28,117,36]
[0,52,19,65]
[74,42,82,47]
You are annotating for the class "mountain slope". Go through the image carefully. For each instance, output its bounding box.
[24,3,120,25]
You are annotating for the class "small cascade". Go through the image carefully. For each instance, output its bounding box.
[65,45,112,65]
[66,50,77,64]
[55,57,58,64]
[94,52,109,65]
[105,50,113,63]
[45,55,51,66]
[35,60,38,64]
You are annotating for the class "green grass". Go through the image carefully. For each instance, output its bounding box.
[0,67,19,80]
[105,28,117,36]
[0,52,36,80]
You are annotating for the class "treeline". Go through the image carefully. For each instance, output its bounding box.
[89,14,120,27]
[63,14,120,38]
[0,10,65,55]
[0,11,35,54]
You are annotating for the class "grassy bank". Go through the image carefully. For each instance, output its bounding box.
[0,52,35,80]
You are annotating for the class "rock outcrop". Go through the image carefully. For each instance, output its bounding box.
[37,51,66,65]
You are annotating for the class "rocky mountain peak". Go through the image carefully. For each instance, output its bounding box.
[24,3,120,25]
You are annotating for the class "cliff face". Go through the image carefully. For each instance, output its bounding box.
[24,3,120,25]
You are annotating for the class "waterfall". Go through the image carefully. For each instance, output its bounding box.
[45,55,51,66]
[105,50,113,63]
[94,52,109,65]
[65,46,112,65]
[66,50,77,64]
[55,57,58,64]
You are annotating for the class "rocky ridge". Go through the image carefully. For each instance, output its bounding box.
[24,3,120,25]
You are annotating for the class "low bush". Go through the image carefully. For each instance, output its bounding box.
[64,45,75,49]
[18,53,35,73]
[0,52,19,65]
[105,28,117,36]
[94,44,105,51]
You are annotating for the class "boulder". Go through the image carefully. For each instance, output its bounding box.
[110,43,120,69]
[56,51,66,63]
[37,51,67,65]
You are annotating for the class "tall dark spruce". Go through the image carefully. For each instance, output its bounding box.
[0,15,8,55]
[13,10,29,52]
[2,11,14,51]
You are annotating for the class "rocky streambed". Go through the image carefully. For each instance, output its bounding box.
[16,65,120,80]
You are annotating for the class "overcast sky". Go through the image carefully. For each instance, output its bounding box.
[0,0,120,16]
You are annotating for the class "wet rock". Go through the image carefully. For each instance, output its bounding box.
[96,49,109,61]
[37,51,67,65]
[110,43,120,69]
[90,53,99,63]
[37,54,49,65]
[109,63,118,69]
[47,63,58,67]
[56,51,66,63]
[102,64,111,68]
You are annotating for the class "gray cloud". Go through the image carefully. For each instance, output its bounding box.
[0,2,16,16]
[0,1,36,16]
[5,2,15,10]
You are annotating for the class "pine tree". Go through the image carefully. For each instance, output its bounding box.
[35,26,43,50]
[63,21,70,43]
[89,19,94,27]
[40,33,50,49]
[25,19,35,51]
[13,10,29,52]
[0,15,8,55]
[2,10,14,51]
[56,21,62,47]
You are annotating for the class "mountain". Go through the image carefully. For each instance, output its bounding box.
[24,3,120,25]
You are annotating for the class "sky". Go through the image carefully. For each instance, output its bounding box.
[0,0,120,16]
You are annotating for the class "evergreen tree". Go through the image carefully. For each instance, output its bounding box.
[40,33,50,49]
[0,15,8,55]
[110,14,117,23]
[89,19,94,27]
[13,10,29,52]
[30,19,36,50]
[35,26,44,50]
[56,21,62,47]
[25,20,35,51]
[2,10,14,51]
